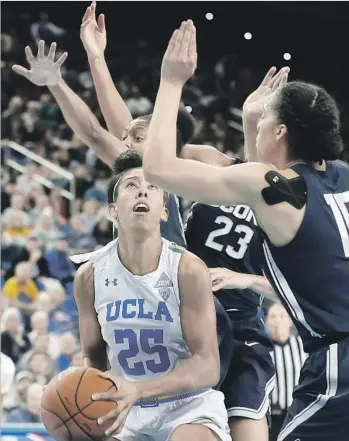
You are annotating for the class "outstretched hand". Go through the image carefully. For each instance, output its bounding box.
[12,40,67,87]
[80,1,106,60]
[209,268,253,292]
[161,20,197,86]
[243,66,290,122]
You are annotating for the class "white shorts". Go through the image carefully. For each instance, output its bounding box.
[116,389,231,441]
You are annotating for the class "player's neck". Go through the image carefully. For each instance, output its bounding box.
[117,231,163,276]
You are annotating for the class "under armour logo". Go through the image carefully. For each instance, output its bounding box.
[273,176,279,183]
[105,278,118,286]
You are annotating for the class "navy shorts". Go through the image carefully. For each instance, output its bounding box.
[278,337,349,441]
[220,315,275,420]
[214,297,234,389]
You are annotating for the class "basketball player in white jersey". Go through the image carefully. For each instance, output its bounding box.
[73,160,230,441]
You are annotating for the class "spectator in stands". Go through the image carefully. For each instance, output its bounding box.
[2,371,34,415]
[93,217,113,246]
[19,101,44,147]
[0,352,16,421]
[44,234,75,284]
[80,197,102,235]
[1,96,24,142]
[68,215,97,254]
[82,179,108,206]
[6,382,44,423]
[2,262,38,323]
[26,350,56,384]
[72,164,92,212]
[17,333,52,370]
[29,193,52,223]
[38,275,66,308]
[16,165,42,198]
[28,310,60,359]
[2,213,32,245]
[30,12,66,44]
[56,331,78,372]
[1,193,30,227]
[35,291,54,314]
[31,212,60,248]
[126,85,152,116]
[1,307,31,363]
[4,236,50,281]
[38,93,60,129]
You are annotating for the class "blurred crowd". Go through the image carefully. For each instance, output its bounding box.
[1,8,348,428]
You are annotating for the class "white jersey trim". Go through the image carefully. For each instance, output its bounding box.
[262,241,323,339]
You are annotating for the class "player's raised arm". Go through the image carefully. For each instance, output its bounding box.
[243,67,289,162]
[12,41,126,167]
[74,262,108,371]
[143,21,269,206]
[80,2,133,139]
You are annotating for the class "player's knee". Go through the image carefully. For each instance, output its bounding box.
[170,424,221,441]
[229,417,268,441]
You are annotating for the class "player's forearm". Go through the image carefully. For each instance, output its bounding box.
[248,275,278,301]
[242,117,259,162]
[137,353,219,400]
[181,144,233,167]
[143,81,182,182]
[48,79,123,167]
[89,56,132,138]
[83,353,108,372]
[49,79,103,147]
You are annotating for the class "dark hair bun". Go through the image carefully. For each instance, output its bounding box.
[112,151,143,175]
[276,82,343,162]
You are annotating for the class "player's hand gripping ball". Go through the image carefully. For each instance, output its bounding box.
[40,367,118,441]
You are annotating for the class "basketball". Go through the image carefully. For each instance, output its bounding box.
[40,367,118,441]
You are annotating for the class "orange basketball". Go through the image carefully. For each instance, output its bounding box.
[41,367,118,441]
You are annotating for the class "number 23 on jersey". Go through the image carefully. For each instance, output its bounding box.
[205,205,255,260]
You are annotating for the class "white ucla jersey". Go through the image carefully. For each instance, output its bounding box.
[92,238,191,381]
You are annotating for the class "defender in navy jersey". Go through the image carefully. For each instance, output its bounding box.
[143,22,349,441]
[185,201,275,438]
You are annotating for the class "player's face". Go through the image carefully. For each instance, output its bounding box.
[109,168,168,233]
[122,118,149,157]
[256,94,287,164]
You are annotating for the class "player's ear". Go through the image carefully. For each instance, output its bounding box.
[161,206,169,223]
[108,203,118,219]
[276,123,287,142]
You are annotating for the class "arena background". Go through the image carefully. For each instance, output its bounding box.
[1,1,349,440]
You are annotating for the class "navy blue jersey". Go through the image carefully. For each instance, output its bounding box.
[185,203,263,317]
[114,193,186,248]
[161,194,186,248]
[260,162,349,353]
